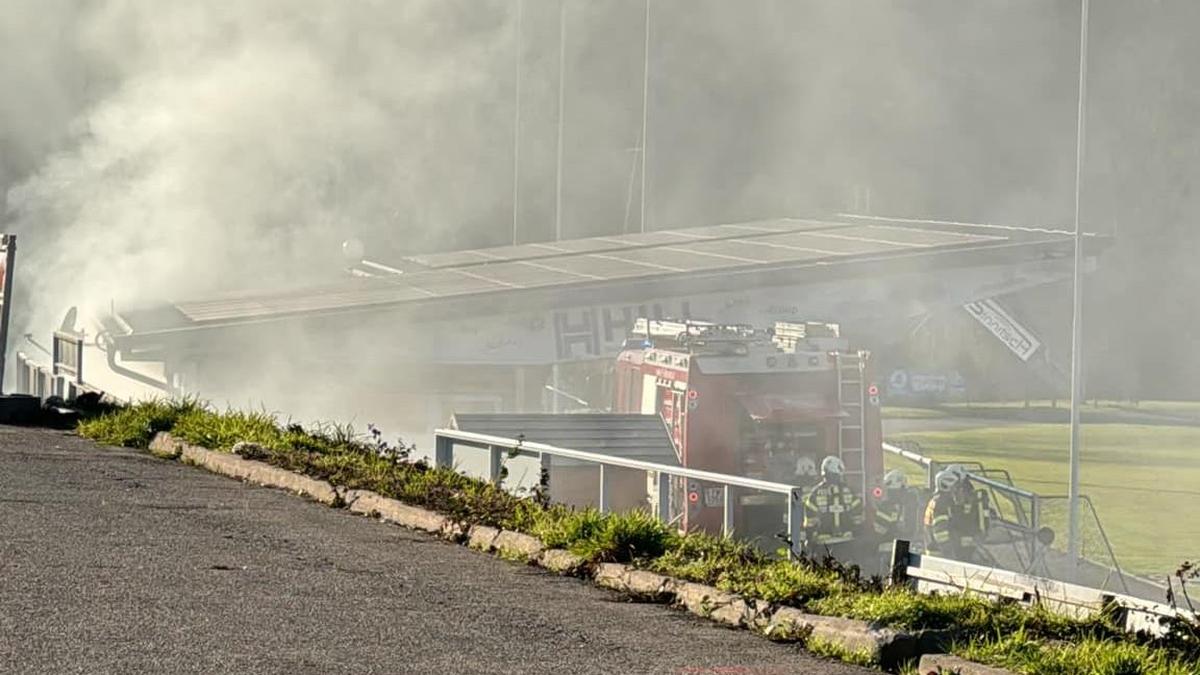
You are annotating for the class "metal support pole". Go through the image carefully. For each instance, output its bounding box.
[638,0,651,234]
[598,464,610,513]
[721,485,734,537]
[888,539,911,588]
[656,471,671,523]
[551,363,561,413]
[511,0,523,245]
[489,445,504,483]
[539,451,552,496]
[553,0,566,241]
[0,236,16,395]
[1067,0,1090,579]
[788,487,804,559]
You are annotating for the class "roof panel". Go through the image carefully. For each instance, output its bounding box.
[145,218,1064,330]
[404,218,840,269]
[566,254,680,279]
[450,413,679,465]
[761,231,906,255]
[682,238,828,263]
[464,261,597,287]
[611,247,754,271]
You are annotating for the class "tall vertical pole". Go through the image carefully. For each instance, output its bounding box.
[554,0,567,242]
[550,1,567,412]
[0,235,15,395]
[1067,0,1090,577]
[638,0,651,234]
[511,0,523,245]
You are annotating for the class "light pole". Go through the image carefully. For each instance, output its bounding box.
[1066,0,1090,577]
[638,0,651,234]
[511,0,523,246]
[551,0,568,411]
[554,0,567,243]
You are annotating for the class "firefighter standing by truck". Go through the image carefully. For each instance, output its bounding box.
[874,469,922,540]
[924,464,990,562]
[803,456,866,563]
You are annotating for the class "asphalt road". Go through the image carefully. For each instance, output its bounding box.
[0,426,872,675]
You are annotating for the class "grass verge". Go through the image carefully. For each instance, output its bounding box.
[78,401,1200,673]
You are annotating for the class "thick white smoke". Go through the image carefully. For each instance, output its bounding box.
[4,0,513,337]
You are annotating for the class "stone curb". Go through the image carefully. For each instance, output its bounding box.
[148,432,183,459]
[178,441,339,506]
[493,530,545,561]
[537,549,586,575]
[918,654,1016,675]
[765,607,919,670]
[593,563,676,601]
[467,525,502,552]
[342,489,449,534]
[673,581,758,628]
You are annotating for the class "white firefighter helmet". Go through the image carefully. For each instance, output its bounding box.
[820,455,845,478]
[935,468,960,492]
[795,455,818,477]
[945,463,969,484]
[883,469,907,490]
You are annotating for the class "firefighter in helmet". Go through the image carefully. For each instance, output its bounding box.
[923,468,962,557]
[924,465,989,561]
[803,456,865,561]
[874,469,919,542]
[947,463,992,556]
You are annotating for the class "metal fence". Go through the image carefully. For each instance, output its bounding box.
[15,350,100,401]
[889,540,1194,637]
[882,441,1131,593]
[433,427,807,555]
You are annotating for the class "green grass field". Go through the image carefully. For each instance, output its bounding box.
[887,423,1200,578]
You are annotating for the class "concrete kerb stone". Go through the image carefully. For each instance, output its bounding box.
[493,530,545,562]
[467,525,502,552]
[342,489,448,534]
[537,549,586,575]
[674,581,758,628]
[148,432,183,459]
[176,440,341,506]
[765,607,920,670]
[594,563,631,592]
[917,654,1016,675]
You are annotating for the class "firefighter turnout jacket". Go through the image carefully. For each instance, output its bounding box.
[874,488,920,541]
[803,479,864,544]
[924,488,990,558]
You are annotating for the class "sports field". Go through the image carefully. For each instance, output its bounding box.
[886,422,1200,578]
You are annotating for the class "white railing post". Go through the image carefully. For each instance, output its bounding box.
[722,485,734,537]
[434,434,454,469]
[598,464,610,513]
[656,471,671,523]
[788,487,805,558]
[489,445,504,483]
[539,451,552,496]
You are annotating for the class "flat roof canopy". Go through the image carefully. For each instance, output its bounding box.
[113,215,1104,342]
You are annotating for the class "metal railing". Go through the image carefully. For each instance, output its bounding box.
[890,540,1193,637]
[14,351,101,401]
[433,428,807,555]
[882,441,1131,594]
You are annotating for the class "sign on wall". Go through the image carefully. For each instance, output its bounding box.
[963,298,1042,362]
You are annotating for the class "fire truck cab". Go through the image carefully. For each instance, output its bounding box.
[613,318,883,540]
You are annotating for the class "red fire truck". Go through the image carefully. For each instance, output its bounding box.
[612,318,884,539]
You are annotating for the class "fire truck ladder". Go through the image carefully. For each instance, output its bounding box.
[835,351,868,496]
